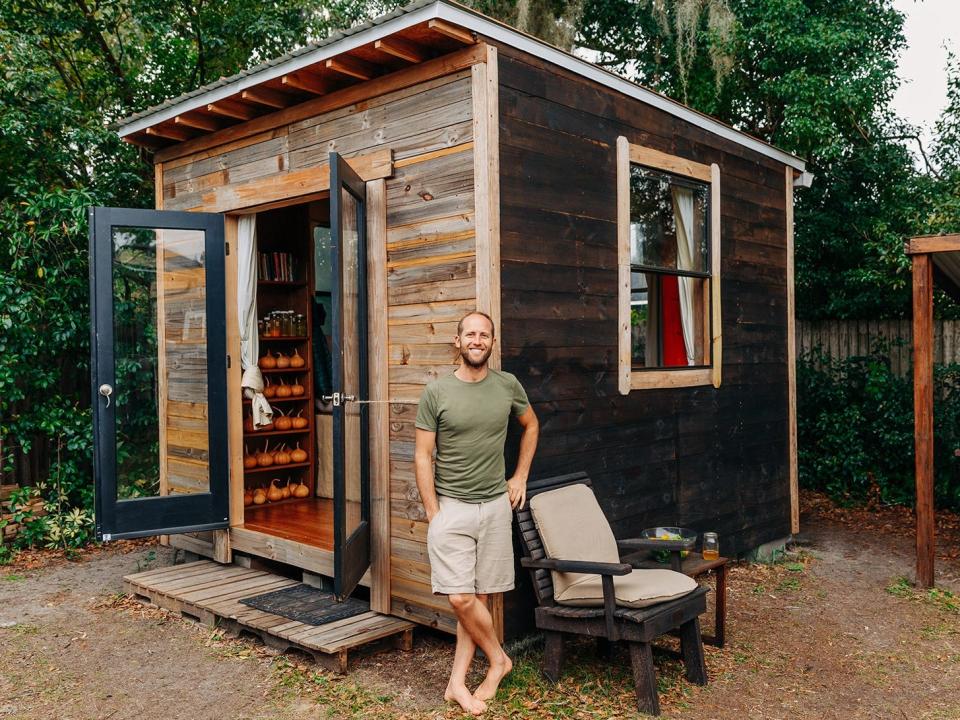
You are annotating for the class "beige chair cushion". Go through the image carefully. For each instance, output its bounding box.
[555,568,698,608]
[529,483,620,599]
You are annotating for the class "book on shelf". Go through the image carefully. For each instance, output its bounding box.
[258,252,297,282]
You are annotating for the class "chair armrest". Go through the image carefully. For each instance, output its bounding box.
[520,557,632,576]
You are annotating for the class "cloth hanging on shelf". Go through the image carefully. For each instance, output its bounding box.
[238,214,274,428]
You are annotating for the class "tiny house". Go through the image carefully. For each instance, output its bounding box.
[90,0,808,638]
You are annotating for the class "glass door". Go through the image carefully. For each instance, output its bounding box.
[89,207,228,540]
[328,153,371,600]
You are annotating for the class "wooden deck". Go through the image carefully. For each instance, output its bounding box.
[124,560,414,672]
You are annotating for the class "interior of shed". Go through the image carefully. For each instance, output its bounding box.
[240,198,361,550]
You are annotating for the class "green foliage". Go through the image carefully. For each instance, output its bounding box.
[798,345,960,510]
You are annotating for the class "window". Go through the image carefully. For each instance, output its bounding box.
[617,138,721,393]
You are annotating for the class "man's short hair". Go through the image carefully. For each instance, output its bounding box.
[457,311,495,338]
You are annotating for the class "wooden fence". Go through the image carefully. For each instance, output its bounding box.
[798,319,960,375]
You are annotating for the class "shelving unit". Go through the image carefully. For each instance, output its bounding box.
[243,206,316,518]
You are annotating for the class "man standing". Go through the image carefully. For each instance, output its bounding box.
[414,311,539,715]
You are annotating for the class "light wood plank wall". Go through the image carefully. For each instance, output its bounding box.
[158,68,476,632]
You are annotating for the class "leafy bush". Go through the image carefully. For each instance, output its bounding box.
[798,343,960,510]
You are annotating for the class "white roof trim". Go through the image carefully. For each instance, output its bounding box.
[434,3,805,171]
[120,0,805,171]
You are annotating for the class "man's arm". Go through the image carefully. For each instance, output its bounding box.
[415,428,441,521]
[507,405,539,509]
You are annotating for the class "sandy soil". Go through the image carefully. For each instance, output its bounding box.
[1,496,959,719]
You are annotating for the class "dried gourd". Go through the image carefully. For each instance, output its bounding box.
[243,489,254,506]
[273,409,292,431]
[293,481,310,498]
[289,349,306,368]
[274,444,291,465]
[267,479,283,502]
[290,442,307,463]
[243,443,257,469]
[256,442,274,467]
[259,353,277,370]
[275,352,291,369]
[252,488,267,505]
[290,378,305,396]
[291,409,308,429]
[275,377,292,398]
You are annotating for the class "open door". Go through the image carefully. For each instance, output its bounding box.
[328,153,371,600]
[90,207,228,540]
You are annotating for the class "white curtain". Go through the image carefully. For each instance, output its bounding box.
[672,187,697,366]
[238,215,273,428]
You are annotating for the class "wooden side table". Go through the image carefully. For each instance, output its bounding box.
[620,548,729,648]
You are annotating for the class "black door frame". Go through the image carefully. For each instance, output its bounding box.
[329,154,371,600]
[90,206,229,540]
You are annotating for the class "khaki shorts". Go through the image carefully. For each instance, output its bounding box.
[427,492,515,595]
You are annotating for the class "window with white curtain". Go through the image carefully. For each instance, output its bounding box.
[616,138,721,393]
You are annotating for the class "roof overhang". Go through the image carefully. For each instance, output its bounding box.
[905,234,960,302]
[117,0,805,173]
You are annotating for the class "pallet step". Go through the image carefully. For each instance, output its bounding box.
[123,560,414,672]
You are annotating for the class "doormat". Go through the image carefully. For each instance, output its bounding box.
[239,584,369,626]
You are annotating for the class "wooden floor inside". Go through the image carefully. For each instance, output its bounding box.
[123,560,413,672]
[243,497,361,550]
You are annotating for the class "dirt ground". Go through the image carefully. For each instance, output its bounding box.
[2,492,960,720]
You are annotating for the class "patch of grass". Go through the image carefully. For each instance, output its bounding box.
[886,576,960,614]
[776,577,802,592]
[786,562,805,572]
[135,550,157,573]
[3,573,25,582]
[3,623,41,635]
[270,655,395,718]
[751,585,766,595]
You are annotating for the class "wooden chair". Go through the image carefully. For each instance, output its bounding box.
[515,471,709,716]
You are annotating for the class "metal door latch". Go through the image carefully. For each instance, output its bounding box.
[99,383,113,407]
[321,392,356,407]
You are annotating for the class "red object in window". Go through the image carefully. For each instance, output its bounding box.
[660,275,687,367]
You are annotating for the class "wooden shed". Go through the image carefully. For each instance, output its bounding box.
[89,0,809,641]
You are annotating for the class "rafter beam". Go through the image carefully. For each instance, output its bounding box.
[174,113,223,132]
[281,71,330,95]
[427,19,476,44]
[145,124,195,142]
[374,37,427,64]
[240,86,291,109]
[325,55,377,81]
[206,99,259,120]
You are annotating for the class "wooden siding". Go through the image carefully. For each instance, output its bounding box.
[496,47,791,565]
[159,68,477,631]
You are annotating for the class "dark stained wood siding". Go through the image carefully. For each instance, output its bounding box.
[497,47,790,559]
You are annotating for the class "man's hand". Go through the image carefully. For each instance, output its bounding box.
[425,504,440,523]
[507,474,527,509]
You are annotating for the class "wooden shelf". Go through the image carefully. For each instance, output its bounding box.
[259,335,308,341]
[244,494,315,510]
[258,367,309,374]
[243,427,311,438]
[242,396,310,405]
[244,461,312,475]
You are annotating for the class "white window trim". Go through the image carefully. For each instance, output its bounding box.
[617,136,722,394]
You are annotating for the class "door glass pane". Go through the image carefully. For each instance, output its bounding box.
[340,187,362,537]
[112,227,210,501]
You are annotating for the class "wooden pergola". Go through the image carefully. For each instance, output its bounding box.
[906,233,960,588]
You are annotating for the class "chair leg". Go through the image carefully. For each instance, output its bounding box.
[679,618,708,685]
[542,631,565,683]
[628,641,660,716]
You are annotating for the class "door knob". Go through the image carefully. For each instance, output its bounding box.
[99,383,113,407]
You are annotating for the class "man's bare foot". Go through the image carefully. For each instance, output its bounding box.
[445,682,487,715]
[473,651,513,702]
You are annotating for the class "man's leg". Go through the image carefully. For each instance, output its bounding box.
[448,593,512,702]
[444,613,485,715]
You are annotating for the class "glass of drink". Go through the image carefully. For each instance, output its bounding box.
[702,532,719,560]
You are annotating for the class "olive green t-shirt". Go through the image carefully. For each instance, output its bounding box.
[415,369,530,502]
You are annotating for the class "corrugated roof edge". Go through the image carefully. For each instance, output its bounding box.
[115,0,806,172]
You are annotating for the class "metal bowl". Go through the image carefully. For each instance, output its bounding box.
[640,526,698,550]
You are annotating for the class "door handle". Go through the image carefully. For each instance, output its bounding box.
[321,392,356,407]
[99,383,113,407]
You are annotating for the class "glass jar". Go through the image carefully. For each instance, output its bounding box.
[282,311,294,337]
[702,532,719,560]
[295,314,306,336]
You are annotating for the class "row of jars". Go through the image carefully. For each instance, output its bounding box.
[259,310,306,337]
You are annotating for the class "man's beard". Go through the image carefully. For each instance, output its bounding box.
[459,344,492,369]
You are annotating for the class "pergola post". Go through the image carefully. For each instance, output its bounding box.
[912,253,934,588]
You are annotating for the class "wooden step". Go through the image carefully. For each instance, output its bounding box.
[123,560,414,672]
